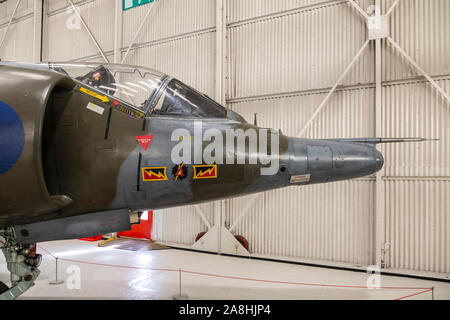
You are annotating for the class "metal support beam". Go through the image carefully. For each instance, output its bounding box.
[297,39,370,137]
[194,206,212,230]
[374,0,385,269]
[229,4,370,234]
[385,0,400,17]
[226,0,425,243]
[215,0,226,104]
[191,0,228,251]
[0,0,21,54]
[228,0,400,237]
[32,0,43,63]
[67,0,109,63]
[228,193,260,233]
[348,0,369,19]
[114,0,123,64]
[121,0,159,64]
[387,36,450,104]
[213,0,228,254]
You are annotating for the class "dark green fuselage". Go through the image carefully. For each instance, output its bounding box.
[0,64,383,229]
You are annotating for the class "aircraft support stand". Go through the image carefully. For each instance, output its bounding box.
[172,268,188,300]
[0,228,41,300]
[49,257,64,285]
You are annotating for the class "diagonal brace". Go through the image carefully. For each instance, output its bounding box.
[229,39,370,233]
[68,0,109,63]
[348,0,369,19]
[0,0,21,52]
[297,39,370,137]
[387,36,450,104]
[121,0,160,64]
[194,205,212,230]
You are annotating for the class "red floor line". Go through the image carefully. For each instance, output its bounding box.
[38,244,56,259]
[394,288,433,300]
[38,245,433,297]
[181,269,432,290]
[60,257,179,273]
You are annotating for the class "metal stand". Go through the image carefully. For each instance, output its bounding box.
[172,269,188,300]
[49,257,64,285]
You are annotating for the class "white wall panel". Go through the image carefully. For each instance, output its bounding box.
[385,180,450,274]
[123,31,216,97]
[122,0,215,49]
[46,0,93,13]
[229,87,375,139]
[44,0,215,95]
[227,181,375,265]
[228,0,325,23]
[154,203,215,245]
[0,13,34,62]
[0,0,34,62]
[44,0,115,61]
[382,79,450,177]
[228,1,375,100]
[381,78,449,276]
[0,0,33,22]
[227,0,375,24]
[224,0,448,275]
[383,0,450,81]
[227,87,376,265]
[2,0,447,277]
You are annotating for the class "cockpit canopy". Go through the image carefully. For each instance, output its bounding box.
[49,62,164,112]
[46,62,234,120]
[152,79,226,118]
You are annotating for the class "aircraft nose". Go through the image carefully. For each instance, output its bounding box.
[330,143,385,179]
[374,149,384,171]
[288,138,385,184]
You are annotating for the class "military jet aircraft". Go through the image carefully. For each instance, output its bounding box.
[0,61,430,299]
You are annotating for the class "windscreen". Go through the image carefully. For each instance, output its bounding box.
[48,63,165,111]
[153,79,227,118]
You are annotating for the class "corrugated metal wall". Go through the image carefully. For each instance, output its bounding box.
[1,0,448,276]
[382,79,450,274]
[118,0,218,245]
[227,87,377,266]
[40,0,217,246]
[0,0,35,61]
[223,0,377,268]
[227,1,375,99]
[156,0,450,276]
[380,0,450,275]
[45,0,115,61]
[43,0,216,95]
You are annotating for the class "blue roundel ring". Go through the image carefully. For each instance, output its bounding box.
[0,101,25,175]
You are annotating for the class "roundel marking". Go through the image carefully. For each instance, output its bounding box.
[0,101,25,175]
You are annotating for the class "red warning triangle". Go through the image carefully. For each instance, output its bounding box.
[136,135,154,151]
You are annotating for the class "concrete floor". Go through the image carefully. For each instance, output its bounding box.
[0,239,448,300]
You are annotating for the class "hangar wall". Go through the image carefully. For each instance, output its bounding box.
[0,0,35,61]
[0,0,448,277]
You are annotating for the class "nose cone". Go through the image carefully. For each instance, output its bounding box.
[288,138,386,184]
[375,149,384,171]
